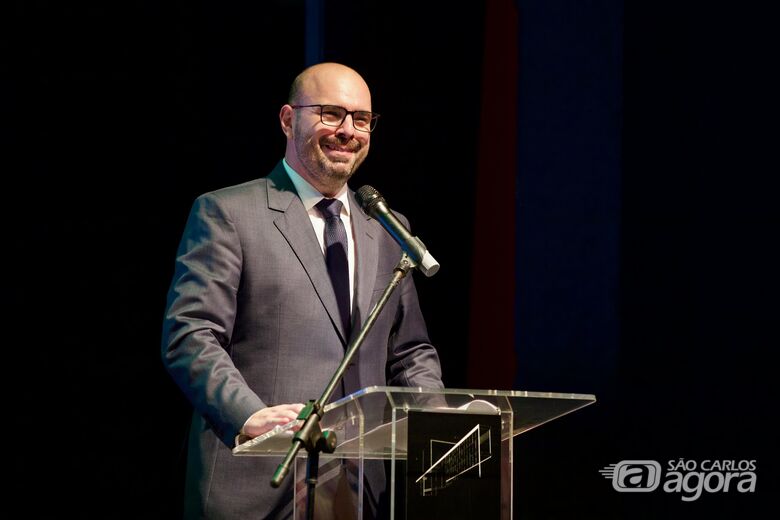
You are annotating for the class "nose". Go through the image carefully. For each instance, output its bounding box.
[335,113,357,138]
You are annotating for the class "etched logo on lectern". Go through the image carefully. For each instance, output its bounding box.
[415,423,493,496]
[406,411,501,519]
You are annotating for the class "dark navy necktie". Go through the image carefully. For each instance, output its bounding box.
[315,198,351,337]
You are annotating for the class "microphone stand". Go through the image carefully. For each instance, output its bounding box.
[270,252,418,520]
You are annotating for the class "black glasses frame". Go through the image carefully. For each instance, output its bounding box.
[290,104,380,133]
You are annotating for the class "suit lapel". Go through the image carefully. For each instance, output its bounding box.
[266,164,350,344]
[350,191,378,336]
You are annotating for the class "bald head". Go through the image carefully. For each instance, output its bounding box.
[288,62,372,108]
[280,62,373,197]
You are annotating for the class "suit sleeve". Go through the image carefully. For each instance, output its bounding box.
[161,193,265,446]
[385,214,445,390]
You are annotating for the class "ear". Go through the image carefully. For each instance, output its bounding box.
[279,105,294,139]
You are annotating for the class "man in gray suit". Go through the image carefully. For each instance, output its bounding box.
[162,62,444,519]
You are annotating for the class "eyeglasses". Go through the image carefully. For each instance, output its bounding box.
[290,104,380,133]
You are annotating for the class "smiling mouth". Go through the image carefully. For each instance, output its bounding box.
[321,135,360,153]
[323,143,356,154]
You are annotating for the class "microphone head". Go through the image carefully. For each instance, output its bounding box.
[355,185,385,213]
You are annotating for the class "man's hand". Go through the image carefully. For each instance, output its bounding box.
[241,403,306,439]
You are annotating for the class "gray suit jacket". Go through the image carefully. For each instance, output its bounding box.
[162,162,443,519]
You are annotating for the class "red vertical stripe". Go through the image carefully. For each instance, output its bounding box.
[467,0,518,389]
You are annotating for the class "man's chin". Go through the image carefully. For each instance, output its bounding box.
[321,159,356,178]
[310,149,366,183]
[329,169,354,185]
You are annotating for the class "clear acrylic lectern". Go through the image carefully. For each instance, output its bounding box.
[233,386,595,519]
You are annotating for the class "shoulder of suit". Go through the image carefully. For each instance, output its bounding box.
[194,177,269,204]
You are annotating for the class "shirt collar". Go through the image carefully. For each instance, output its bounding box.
[282,158,351,216]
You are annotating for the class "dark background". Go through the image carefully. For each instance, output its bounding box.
[10,0,777,518]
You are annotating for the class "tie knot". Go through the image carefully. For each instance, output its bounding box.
[315,198,344,219]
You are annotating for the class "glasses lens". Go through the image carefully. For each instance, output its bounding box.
[317,105,377,132]
[352,111,374,131]
[320,106,347,126]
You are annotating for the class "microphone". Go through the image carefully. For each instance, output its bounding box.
[355,185,440,277]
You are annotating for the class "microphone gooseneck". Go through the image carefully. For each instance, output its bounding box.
[355,185,440,277]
